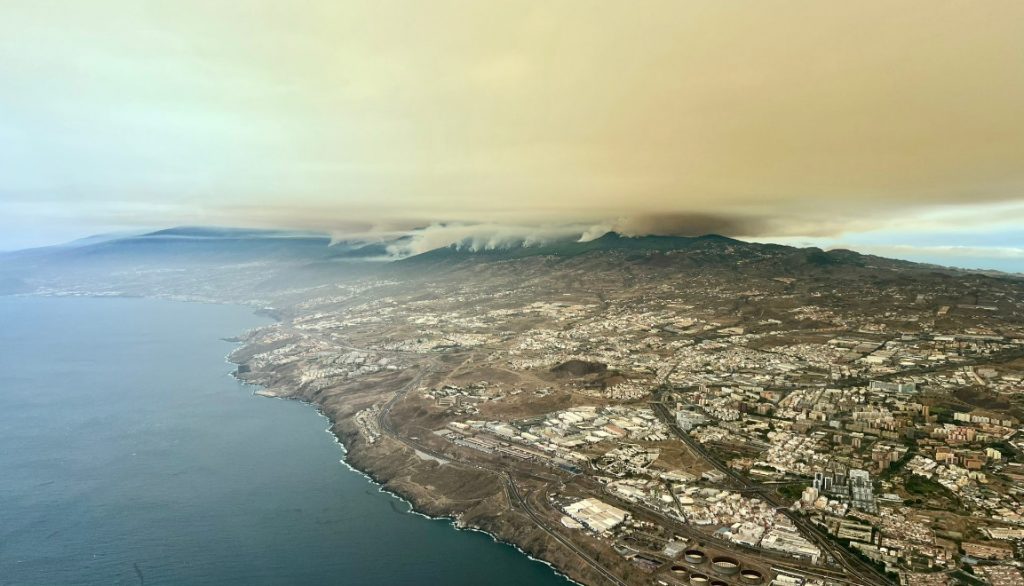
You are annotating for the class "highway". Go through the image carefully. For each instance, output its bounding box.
[374,365,629,586]
[371,361,894,585]
[505,473,630,586]
[651,400,894,586]
[595,484,856,581]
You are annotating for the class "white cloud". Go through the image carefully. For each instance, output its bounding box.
[385,223,594,257]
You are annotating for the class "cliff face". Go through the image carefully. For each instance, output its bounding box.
[230,355,628,586]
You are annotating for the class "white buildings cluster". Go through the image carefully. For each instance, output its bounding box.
[562,498,629,534]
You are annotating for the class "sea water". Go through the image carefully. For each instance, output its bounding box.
[0,296,570,585]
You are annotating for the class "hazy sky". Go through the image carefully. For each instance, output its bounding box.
[2,1,1023,269]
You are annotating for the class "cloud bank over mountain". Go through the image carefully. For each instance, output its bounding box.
[2,1,1022,269]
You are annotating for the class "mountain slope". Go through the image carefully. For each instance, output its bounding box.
[1,227,1013,298]
[395,231,937,276]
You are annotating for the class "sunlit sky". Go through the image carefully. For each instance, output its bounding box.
[2,1,1023,271]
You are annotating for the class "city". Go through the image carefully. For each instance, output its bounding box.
[212,240,1024,586]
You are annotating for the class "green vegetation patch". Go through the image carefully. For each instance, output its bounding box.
[905,475,947,497]
[776,483,807,501]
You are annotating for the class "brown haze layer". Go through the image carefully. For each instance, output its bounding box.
[2,1,1023,241]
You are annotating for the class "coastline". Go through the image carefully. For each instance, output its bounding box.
[225,348,586,586]
[11,292,608,584]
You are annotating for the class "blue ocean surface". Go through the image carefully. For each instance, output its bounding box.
[0,296,570,585]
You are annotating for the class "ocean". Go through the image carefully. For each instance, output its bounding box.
[0,296,570,585]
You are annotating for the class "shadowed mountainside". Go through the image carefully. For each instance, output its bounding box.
[0,227,1015,298]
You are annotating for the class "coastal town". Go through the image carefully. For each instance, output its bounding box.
[5,1,1024,583]
[224,249,1024,586]
[9,226,1023,586]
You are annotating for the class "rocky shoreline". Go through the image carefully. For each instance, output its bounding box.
[226,347,607,586]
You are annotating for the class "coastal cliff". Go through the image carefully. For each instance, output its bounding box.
[228,343,632,586]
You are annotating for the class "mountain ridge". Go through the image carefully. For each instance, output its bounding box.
[1,227,1019,299]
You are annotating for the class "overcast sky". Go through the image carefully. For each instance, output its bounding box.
[2,1,1023,270]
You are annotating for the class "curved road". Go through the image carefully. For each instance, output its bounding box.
[375,365,629,586]
[372,362,893,585]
